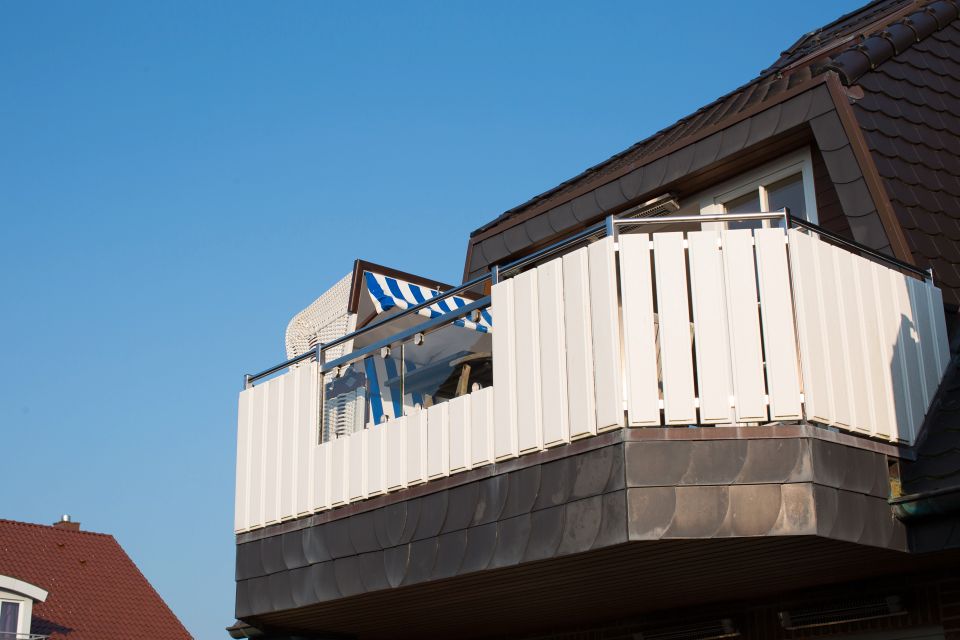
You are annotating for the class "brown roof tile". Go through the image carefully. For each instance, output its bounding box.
[849,12,960,302]
[0,519,192,640]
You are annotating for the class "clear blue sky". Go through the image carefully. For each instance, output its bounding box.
[1,1,863,637]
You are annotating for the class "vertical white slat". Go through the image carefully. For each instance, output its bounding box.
[351,430,367,501]
[894,270,925,443]
[787,230,833,425]
[329,435,348,507]
[618,234,661,426]
[314,438,332,512]
[588,238,624,431]
[491,278,519,459]
[537,259,570,446]
[405,408,427,485]
[830,245,860,429]
[513,269,543,452]
[563,248,598,438]
[349,429,367,501]
[754,228,803,421]
[366,426,385,496]
[910,276,939,412]
[688,230,734,424]
[875,261,910,442]
[932,285,950,378]
[264,378,282,525]
[854,257,890,440]
[470,386,495,467]
[312,365,331,512]
[818,241,852,429]
[295,364,315,516]
[654,232,697,424]
[835,250,870,433]
[448,394,471,473]
[385,415,407,491]
[279,371,297,520]
[427,402,450,479]
[248,382,266,528]
[722,230,767,423]
[234,389,252,532]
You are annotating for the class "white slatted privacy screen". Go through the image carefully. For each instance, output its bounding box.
[235,229,950,533]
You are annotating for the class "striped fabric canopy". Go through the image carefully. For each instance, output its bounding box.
[364,271,492,333]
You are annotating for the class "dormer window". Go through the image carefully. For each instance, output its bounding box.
[699,148,818,227]
[0,600,20,636]
[0,575,48,640]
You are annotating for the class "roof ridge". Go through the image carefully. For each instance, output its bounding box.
[0,518,113,539]
[823,0,960,84]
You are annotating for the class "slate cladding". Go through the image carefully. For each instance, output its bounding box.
[845,14,960,303]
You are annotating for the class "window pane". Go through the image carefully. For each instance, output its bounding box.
[766,173,806,220]
[0,601,19,634]
[723,190,762,230]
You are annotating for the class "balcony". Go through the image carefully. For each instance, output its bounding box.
[234,211,950,534]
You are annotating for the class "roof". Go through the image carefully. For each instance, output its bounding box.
[0,519,192,640]
[843,6,960,297]
[469,0,920,239]
[465,0,960,293]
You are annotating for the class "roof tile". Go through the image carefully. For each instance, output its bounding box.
[0,520,192,640]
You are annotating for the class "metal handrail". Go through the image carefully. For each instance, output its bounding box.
[245,208,929,387]
[610,208,930,279]
[245,221,606,386]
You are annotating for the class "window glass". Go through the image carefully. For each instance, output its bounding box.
[766,173,806,219]
[723,191,762,230]
[0,601,19,635]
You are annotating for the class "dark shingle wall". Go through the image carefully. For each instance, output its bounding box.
[854,20,960,305]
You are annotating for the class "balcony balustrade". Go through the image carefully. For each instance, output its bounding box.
[234,212,950,533]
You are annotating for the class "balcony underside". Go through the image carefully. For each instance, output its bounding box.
[235,426,939,639]
[243,537,960,639]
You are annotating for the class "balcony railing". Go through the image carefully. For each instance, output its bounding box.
[234,210,950,533]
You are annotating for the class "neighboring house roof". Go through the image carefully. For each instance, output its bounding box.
[0,519,192,640]
[464,0,960,303]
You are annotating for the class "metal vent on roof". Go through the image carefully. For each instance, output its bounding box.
[778,595,906,630]
[619,193,680,220]
[633,618,739,640]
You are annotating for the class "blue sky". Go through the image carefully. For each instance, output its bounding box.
[1,1,863,637]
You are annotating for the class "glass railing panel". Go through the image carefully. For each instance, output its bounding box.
[321,360,367,442]
[399,315,493,412]
[319,301,492,441]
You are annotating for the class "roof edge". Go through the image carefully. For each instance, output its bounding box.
[467,73,829,247]
[0,575,48,602]
[823,0,960,84]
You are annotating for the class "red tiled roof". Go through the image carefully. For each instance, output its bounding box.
[0,519,192,640]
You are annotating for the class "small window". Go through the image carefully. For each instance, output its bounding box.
[699,148,818,228]
[766,173,806,219]
[0,601,20,636]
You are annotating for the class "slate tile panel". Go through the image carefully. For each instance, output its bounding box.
[852,18,960,303]
[903,360,960,494]
[235,445,628,618]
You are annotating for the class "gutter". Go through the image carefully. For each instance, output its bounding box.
[889,485,960,521]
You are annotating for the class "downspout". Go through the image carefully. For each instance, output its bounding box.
[890,485,960,521]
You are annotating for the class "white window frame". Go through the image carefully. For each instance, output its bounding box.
[0,575,48,639]
[0,597,28,637]
[699,147,819,224]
